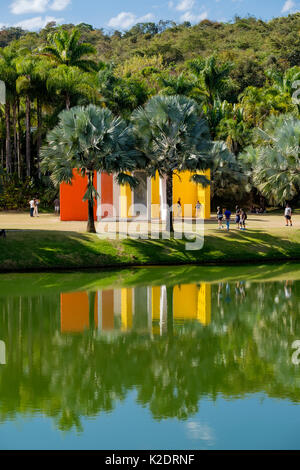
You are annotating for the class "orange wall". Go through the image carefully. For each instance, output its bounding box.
[60,170,98,221]
[100,173,114,218]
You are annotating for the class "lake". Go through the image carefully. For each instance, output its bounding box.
[0,264,300,450]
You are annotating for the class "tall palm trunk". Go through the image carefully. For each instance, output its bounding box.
[5,102,11,174]
[36,97,42,179]
[166,170,174,233]
[13,100,17,174]
[87,171,96,233]
[25,95,31,177]
[16,98,21,179]
[65,93,70,110]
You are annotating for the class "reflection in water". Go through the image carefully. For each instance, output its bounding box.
[60,284,211,335]
[0,275,300,446]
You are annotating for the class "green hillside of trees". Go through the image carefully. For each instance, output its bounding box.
[1,13,300,210]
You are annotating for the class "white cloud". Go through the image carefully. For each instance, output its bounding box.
[282,0,295,13]
[10,0,71,14]
[180,10,208,22]
[50,0,71,10]
[176,0,195,11]
[15,15,63,30]
[108,12,155,30]
[11,0,49,14]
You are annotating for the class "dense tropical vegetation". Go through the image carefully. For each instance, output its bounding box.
[2,13,300,210]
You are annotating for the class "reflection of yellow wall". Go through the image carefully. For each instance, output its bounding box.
[172,283,211,325]
[197,284,211,326]
[121,288,133,330]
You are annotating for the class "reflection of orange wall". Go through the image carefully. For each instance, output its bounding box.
[60,169,98,221]
[61,291,98,333]
[102,290,114,331]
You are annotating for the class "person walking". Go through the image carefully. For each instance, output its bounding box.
[29,199,35,217]
[240,209,247,230]
[224,207,231,231]
[284,204,293,226]
[54,198,60,215]
[195,200,201,218]
[217,206,224,229]
[177,198,182,217]
[33,197,40,217]
[235,205,241,229]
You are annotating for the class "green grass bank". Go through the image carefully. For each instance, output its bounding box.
[1,225,300,273]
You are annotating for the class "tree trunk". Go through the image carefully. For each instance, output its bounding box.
[87,171,96,233]
[5,102,11,174]
[13,100,17,174]
[166,171,174,233]
[17,98,21,179]
[66,93,70,110]
[25,95,31,178]
[36,98,42,179]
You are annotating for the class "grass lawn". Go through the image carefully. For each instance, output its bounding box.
[0,211,299,272]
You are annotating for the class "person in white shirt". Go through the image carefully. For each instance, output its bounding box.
[29,199,35,217]
[284,204,292,226]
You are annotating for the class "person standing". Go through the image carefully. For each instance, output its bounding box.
[29,199,35,217]
[240,209,247,230]
[33,197,40,217]
[195,200,201,218]
[284,204,293,226]
[224,207,231,231]
[217,206,223,229]
[54,198,60,215]
[235,205,241,229]
[177,198,182,217]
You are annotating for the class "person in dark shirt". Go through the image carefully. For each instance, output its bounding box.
[235,205,241,229]
[224,208,231,231]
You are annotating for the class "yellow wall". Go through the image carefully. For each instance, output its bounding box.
[119,170,210,219]
[120,183,132,218]
[151,174,160,219]
[173,170,210,218]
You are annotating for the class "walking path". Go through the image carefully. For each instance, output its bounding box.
[0,211,298,234]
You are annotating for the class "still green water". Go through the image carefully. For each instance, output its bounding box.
[0,265,300,450]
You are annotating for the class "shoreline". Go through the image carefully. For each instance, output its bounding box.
[1,224,300,273]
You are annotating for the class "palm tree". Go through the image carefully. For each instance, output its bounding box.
[0,46,18,174]
[188,56,232,106]
[246,114,300,205]
[159,73,197,97]
[46,65,98,110]
[41,28,97,72]
[41,104,145,233]
[132,95,226,233]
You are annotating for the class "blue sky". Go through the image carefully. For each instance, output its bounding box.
[0,0,299,32]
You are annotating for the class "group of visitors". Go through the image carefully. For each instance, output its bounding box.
[217,206,247,231]
[175,198,202,217]
[216,203,293,231]
[29,198,40,217]
[28,198,60,217]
